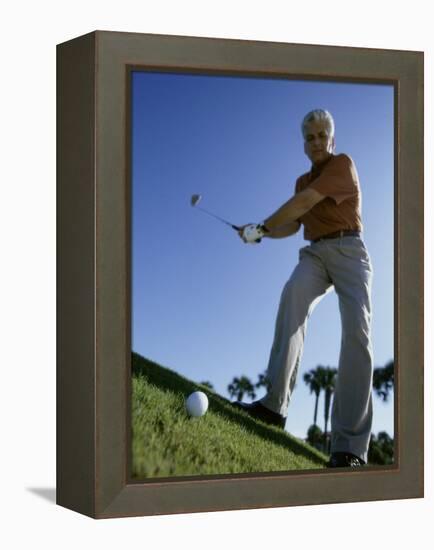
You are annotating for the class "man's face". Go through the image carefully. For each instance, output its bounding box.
[303,119,335,165]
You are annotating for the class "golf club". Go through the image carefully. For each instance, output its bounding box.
[190,194,240,231]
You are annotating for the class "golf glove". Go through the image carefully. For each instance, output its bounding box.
[242,224,267,244]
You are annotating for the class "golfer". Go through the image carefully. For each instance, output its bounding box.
[235,109,373,468]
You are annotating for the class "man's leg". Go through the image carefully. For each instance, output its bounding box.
[259,246,332,418]
[328,238,374,463]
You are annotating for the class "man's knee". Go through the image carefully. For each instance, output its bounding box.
[280,277,317,316]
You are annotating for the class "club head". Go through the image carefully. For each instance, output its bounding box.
[191,194,202,207]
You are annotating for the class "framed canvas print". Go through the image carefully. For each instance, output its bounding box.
[57,31,423,519]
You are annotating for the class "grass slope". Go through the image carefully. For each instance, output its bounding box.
[132,352,328,479]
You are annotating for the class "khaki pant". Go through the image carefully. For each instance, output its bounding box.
[260,235,374,462]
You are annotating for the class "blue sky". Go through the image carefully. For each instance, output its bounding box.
[131,71,394,439]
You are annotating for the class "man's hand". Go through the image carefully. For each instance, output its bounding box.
[237,225,248,240]
[238,224,266,244]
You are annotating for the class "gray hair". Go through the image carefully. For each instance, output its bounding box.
[301,109,335,139]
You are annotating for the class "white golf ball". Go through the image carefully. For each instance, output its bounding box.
[185,391,209,417]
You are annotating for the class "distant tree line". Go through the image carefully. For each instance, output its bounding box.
[227,373,270,402]
[303,360,394,464]
[226,359,394,465]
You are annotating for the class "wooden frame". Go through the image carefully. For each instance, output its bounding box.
[57,30,424,519]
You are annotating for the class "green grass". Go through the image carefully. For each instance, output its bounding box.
[132,352,328,479]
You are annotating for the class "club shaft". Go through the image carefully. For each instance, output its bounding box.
[196,206,239,231]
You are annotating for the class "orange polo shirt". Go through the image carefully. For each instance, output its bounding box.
[295,153,363,241]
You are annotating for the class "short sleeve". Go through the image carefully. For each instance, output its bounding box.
[309,154,358,205]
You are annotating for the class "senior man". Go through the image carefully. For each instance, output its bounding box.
[235,109,374,468]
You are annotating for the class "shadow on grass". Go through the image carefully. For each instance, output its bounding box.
[132,352,327,468]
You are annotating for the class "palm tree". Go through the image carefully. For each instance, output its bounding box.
[320,366,338,453]
[373,360,394,402]
[227,376,257,402]
[303,367,323,426]
[255,370,271,392]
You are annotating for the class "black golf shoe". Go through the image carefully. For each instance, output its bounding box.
[327,452,366,468]
[232,400,286,429]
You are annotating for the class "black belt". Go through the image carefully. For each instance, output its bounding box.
[311,230,360,243]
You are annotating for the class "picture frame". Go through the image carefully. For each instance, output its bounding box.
[57,30,423,519]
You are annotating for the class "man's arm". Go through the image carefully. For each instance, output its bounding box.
[263,188,325,232]
[264,221,300,239]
